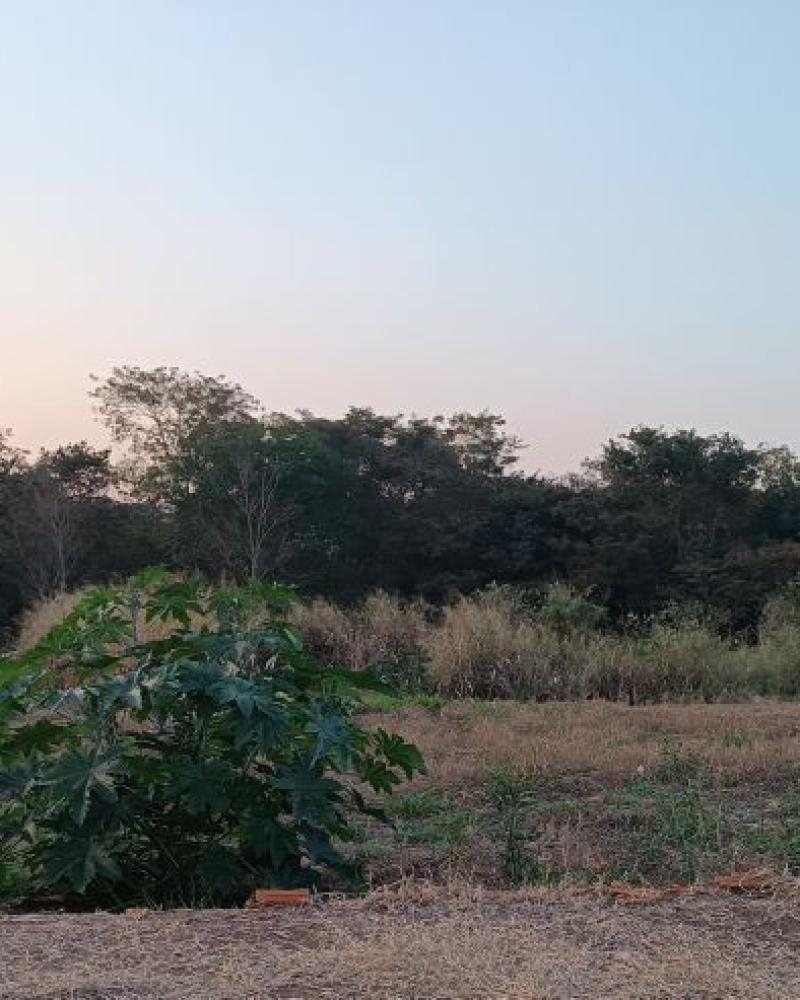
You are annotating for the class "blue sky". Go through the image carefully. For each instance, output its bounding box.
[1,1,798,472]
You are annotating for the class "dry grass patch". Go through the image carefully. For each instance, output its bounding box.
[13,590,91,652]
[289,592,429,671]
[364,699,800,786]
[353,700,800,887]
[2,889,799,999]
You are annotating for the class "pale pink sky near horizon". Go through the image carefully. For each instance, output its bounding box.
[2,2,799,475]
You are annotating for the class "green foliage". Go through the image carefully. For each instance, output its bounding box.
[0,573,424,907]
[370,653,429,695]
[386,789,476,849]
[606,744,725,883]
[534,583,606,635]
[359,691,448,713]
[8,367,800,640]
[486,769,544,886]
[760,575,800,633]
[7,365,800,662]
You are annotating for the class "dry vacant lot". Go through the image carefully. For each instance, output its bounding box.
[4,700,800,999]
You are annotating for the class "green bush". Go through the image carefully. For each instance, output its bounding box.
[533,583,606,636]
[0,571,424,907]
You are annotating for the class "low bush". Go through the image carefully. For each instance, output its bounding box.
[13,577,800,704]
[0,571,424,907]
[290,591,430,668]
[422,586,618,700]
[290,591,431,692]
[626,609,746,703]
[742,583,800,696]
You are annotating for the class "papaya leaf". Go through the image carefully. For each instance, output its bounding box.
[240,811,296,868]
[45,748,120,826]
[42,836,121,894]
[167,759,231,815]
[371,728,427,778]
[0,720,71,757]
[306,708,355,769]
[274,764,343,825]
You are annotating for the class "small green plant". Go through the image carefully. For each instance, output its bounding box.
[486,769,542,886]
[385,789,475,849]
[748,795,800,874]
[359,691,447,713]
[372,652,429,695]
[0,846,33,904]
[608,743,725,883]
[655,739,703,783]
[389,789,449,820]
[0,571,425,907]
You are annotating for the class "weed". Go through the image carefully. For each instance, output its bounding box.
[717,729,754,750]
[486,769,544,886]
[360,692,448,713]
[388,789,448,820]
[745,794,800,874]
[655,739,704,783]
[0,846,34,905]
[606,742,726,883]
[386,790,476,849]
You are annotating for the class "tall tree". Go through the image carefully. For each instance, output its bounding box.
[91,366,260,497]
[172,420,291,581]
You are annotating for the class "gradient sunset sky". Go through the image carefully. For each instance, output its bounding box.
[2,1,798,473]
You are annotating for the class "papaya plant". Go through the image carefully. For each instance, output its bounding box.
[0,571,424,906]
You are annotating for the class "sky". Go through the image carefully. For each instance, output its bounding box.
[1,1,799,475]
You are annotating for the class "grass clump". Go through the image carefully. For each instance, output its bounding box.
[423,586,610,700]
[289,592,430,684]
[604,742,727,883]
[386,790,478,850]
[486,769,548,886]
[19,575,800,703]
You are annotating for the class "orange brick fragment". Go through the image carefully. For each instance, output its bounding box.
[712,872,771,892]
[249,888,311,907]
[609,882,691,903]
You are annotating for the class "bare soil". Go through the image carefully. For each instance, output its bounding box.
[3,887,799,999]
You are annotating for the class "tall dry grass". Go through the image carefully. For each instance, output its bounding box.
[287,585,765,702]
[289,591,430,670]
[14,589,92,652]
[421,588,601,699]
[11,580,800,702]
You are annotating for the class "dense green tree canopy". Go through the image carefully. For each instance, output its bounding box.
[2,366,800,640]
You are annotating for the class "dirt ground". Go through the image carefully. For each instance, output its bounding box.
[2,887,800,1000]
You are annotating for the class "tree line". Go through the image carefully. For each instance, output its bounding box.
[2,365,800,642]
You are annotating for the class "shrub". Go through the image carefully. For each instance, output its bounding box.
[290,591,430,691]
[422,586,606,700]
[0,571,424,907]
[533,583,606,636]
[630,609,745,702]
[743,626,800,696]
[760,576,800,633]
